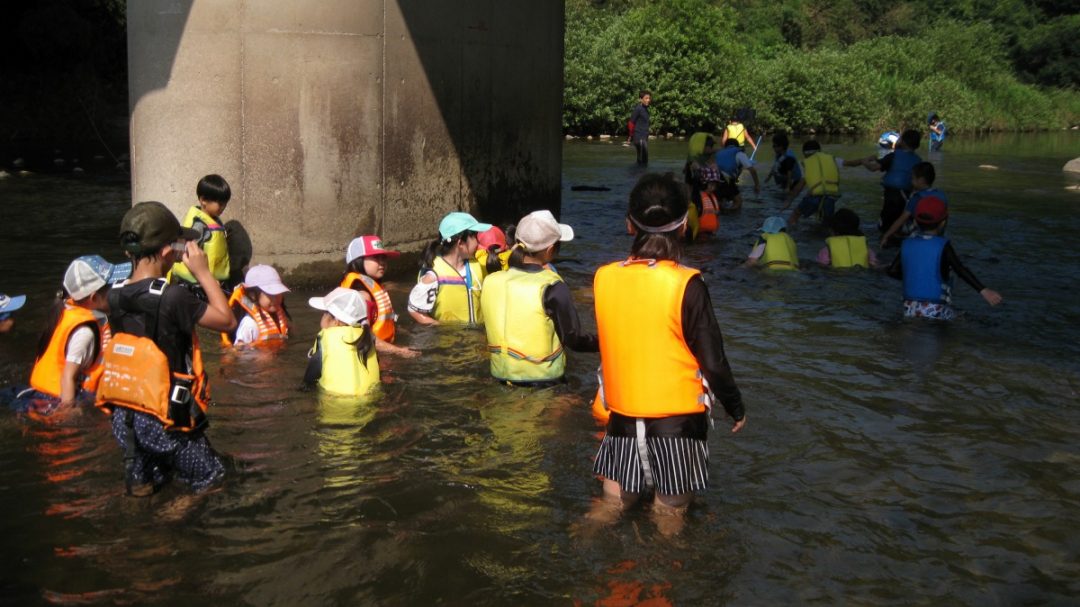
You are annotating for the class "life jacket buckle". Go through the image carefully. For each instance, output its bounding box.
[169,382,192,406]
[148,279,168,296]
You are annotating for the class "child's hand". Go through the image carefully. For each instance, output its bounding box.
[731,416,746,433]
[981,288,1002,306]
[182,240,211,277]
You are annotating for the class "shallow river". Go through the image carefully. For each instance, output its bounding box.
[0,133,1078,605]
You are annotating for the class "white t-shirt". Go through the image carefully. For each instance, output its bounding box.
[233,315,260,345]
[408,271,439,315]
[65,326,97,366]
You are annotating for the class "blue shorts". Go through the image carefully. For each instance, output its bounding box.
[797,195,837,220]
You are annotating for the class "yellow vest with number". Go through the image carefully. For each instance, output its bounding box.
[171,206,230,283]
[826,235,869,268]
[481,267,565,382]
[761,232,799,270]
[313,325,380,396]
[432,256,484,324]
[804,152,840,196]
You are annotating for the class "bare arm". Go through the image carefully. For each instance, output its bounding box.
[59,361,80,407]
[880,210,911,246]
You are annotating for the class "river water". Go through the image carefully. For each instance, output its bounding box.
[0,134,1077,605]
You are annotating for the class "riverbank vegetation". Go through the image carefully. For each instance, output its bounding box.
[564,0,1080,135]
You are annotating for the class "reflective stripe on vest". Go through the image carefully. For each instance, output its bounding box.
[901,235,949,303]
[431,256,484,324]
[825,235,869,268]
[341,273,396,342]
[220,285,289,346]
[699,192,720,233]
[314,325,380,396]
[805,152,840,196]
[171,205,230,282]
[94,281,210,432]
[761,232,799,270]
[480,267,565,382]
[29,303,111,397]
[594,259,707,418]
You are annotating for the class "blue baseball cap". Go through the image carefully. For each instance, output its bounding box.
[438,212,492,241]
[63,255,133,300]
[759,216,788,234]
[0,293,26,314]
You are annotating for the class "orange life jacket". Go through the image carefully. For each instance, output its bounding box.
[29,302,111,397]
[220,285,289,346]
[699,191,720,233]
[341,272,396,342]
[94,280,210,432]
[593,259,708,418]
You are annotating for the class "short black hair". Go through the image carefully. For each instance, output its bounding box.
[724,138,740,147]
[912,162,936,185]
[802,140,821,153]
[639,89,651,99]
[829,208,862,236]
[197,174,232,204]
[772,132,789,149]
[900,129,921,150]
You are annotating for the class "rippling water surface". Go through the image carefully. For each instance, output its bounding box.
[1,134,1078,605]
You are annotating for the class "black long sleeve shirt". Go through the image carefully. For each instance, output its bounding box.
[886,240,986,293]
[681,276,744,421]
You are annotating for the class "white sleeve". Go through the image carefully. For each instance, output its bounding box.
[747,242,766,261]
[232,315,259,345]
[65,326,97,366]
[408,272,439,314]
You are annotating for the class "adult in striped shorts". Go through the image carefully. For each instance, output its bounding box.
[591,173,746,532]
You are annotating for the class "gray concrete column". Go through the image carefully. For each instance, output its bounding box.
[127,0,564,281]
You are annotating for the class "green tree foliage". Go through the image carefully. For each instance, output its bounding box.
[564,0,1080,134]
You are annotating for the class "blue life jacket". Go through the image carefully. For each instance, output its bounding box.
[931,122,946,143]
[901,235,950,303]
[882,149,921,191]
[772,150,802,188]
[715,146,742,179]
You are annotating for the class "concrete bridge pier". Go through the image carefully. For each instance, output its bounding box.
[127,1,564,281]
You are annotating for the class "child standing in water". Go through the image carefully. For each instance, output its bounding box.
[341,235,418,358]
[590,173,745,535]
[880,162,948,247]
[766,132,803,201]
[475,226,511,275]
[303,287,380,396]
[480,210,597,386]
[745,216,799,270]
[846,129,922,244]
[887,196,1002,320]
[13,256,129,413]
[817,209,879,269]
[408,212,491,326]
[783,140,848,226]
[170,174,232,292]
[0,293,26,333]
[221,264,290,347]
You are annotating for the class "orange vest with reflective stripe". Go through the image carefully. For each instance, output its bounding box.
[30,303,111,397]
[220,285,289,346]
[340,272,396,342]
[699,191,720,233]
[594,259,707,418]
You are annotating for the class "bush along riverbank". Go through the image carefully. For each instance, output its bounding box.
[563,0,1080,136]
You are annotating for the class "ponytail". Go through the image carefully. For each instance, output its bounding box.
[419,233,467,270]
[348,325,375,365]
[484,245,503,274]
[507,244,528,270]
[35,291,67,360]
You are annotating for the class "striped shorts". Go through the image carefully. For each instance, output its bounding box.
[592,412,710,495]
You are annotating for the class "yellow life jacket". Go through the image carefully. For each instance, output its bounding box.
[171,205,230,283]
[311,325,380,396]
[29,303,111,397]
[826,235,869,268]
[725,122,747,146]
[94,281,210,432]
[431,256,484,325]
[804,152,840,196]
[761,232,799,270]
[480,267,565,383]
[220,285,289,346]
[594,259,708,418]
[340,273,396,342]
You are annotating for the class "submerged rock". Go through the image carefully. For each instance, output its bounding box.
[979,164,999,170]
[1064,157,1080,173]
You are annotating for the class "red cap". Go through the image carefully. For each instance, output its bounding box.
[346,235,400,264]
[914,196,948,225]
[476,226,508,251]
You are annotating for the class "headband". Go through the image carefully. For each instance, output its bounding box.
[629,213,688,234]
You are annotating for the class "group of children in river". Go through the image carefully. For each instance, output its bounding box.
[0,118,998,529]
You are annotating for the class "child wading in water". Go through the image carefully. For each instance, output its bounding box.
[303,287,380,396]
[817,209,879,268]
[0,293,26,334]
[475,225,511,276]
[589,173,745,536]
[13,256,129,414]
[887,196,1002,320]
[341,235,418,357]
[221,265,290,347]
[746,216,799,270]
[171,174,233,293]
[408,212,491,326]
[480,210,597,387]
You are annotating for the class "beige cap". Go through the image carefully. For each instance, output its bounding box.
[515,210,574,253]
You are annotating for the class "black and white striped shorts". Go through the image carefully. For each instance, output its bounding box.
[592,411,710,495]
